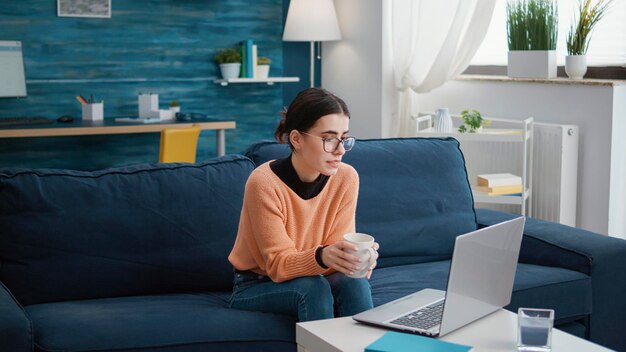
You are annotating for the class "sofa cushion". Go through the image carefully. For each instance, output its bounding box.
[0,155,254,305]
[24,293,295,352]
[246,138,477,267]
[369,261,591,324]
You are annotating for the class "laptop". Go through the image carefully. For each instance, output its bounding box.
[353,216,525,337]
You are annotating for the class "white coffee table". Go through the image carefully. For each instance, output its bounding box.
[296,309,613,352]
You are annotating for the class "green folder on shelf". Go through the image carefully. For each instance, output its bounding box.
[365,331,473,352]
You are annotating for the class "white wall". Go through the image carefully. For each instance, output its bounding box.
[610,85,626,237]
[323,0,389,138]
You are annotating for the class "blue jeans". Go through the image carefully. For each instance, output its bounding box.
[229,270,373,322]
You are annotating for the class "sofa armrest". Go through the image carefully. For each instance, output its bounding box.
[476,208,626,351]
[0,281,32,351]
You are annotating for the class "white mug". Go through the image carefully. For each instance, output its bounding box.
[343,233,377,278]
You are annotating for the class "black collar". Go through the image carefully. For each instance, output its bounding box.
[270,154,329,200]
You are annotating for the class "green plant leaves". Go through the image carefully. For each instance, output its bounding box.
[214,48,241,64]
[507,0,558,51]
[458,110,490,133]
[566,0,613,55]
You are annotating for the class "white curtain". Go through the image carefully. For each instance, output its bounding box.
[391,0,496,137]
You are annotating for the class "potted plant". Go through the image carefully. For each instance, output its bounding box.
[506,0,558,78]
[565,0,613,79]
[257,57,271,79]
[458,109,491,133]
[214,48,242,80]
[169,100,180,113]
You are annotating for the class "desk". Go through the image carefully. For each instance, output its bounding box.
[0,119,236,156]
[296,310,612,352]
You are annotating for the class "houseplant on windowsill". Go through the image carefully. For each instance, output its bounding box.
[507,0,558,79]
[214,48,242,80]
[565,0,613,79]
[257,57,271,79]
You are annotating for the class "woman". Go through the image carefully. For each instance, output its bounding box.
[228,88,379,321]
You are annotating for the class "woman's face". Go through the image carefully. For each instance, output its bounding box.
[290,113,350,182]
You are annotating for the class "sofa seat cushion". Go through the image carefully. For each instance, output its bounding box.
[25,293,296,352]
[369,261,591,323]
[246,138,477,267]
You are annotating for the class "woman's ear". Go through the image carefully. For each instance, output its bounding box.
[289,130,302,151]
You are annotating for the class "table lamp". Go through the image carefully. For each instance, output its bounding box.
[282,0,342,88]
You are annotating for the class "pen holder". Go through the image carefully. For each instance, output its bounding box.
[82,102,103,121]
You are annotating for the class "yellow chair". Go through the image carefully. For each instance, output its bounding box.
[158,124,202,163]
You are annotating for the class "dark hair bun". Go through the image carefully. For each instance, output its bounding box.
[274,88,350,148]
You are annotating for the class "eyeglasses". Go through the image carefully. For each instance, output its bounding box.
[301,132,356,153]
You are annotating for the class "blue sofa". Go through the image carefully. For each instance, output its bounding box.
[1,137,625,352]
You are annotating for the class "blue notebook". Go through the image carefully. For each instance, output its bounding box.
[365,331,473,352]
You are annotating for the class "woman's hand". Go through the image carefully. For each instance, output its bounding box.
[321,241,380,278]
[321,240,361,276]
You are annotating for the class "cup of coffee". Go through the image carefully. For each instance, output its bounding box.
[343,233,377,278]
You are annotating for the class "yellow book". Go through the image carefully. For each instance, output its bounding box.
[473,184,523,196]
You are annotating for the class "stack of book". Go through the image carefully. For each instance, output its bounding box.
[240,39,258,79]
[473,173,523,196]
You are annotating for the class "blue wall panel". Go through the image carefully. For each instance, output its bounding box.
[0,0,297,170]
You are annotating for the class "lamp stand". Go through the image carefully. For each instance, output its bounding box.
[309,41,315,88]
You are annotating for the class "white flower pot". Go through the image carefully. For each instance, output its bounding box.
[507,50,557,79]
[169,106,180,113]
[565,55,587,80]
[219,63,241,80]
[257,65,270,79]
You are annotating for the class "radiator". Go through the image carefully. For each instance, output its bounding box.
[450,122,578,226]
[531,123,579,226]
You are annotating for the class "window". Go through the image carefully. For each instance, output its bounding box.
[471,0,626,67]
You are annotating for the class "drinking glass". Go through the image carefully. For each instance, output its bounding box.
[517,308,554,352]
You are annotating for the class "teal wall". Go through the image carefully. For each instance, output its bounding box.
[0,0,311,170]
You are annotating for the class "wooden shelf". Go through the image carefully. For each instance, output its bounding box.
[214,77,300,86]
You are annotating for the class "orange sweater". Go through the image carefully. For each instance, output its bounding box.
[228,161,359,283]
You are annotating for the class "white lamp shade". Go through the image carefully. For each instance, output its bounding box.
[283,0,342,42]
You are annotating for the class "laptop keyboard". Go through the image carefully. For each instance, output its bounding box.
[389,301,444,331]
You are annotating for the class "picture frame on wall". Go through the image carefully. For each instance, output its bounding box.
[57,0,111,18]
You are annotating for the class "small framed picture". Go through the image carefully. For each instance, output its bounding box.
[57,0,111,18]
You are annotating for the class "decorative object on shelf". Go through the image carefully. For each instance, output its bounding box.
[257,57,271,79]
[433,108,453,133]
[169,100,180,113]
[283,0,342,87]
[506,0,558,79]
[565,0,613,79]
[239,40,257,78]
[214,48,242,80]
[458,109,491,133]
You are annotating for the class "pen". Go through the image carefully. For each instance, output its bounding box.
[90,94,94,104]
[76,95,88,105]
